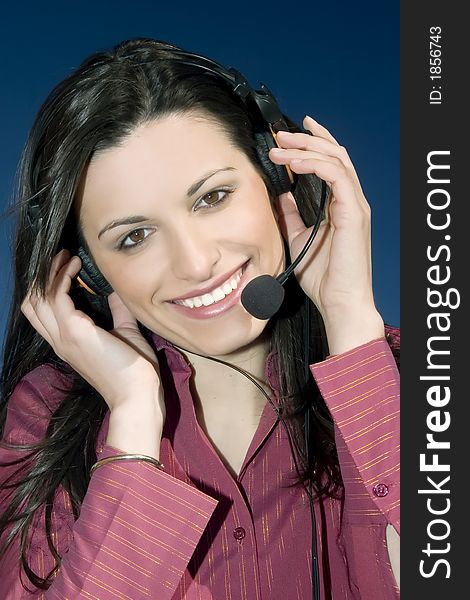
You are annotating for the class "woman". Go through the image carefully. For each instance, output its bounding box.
[0,38,400,599]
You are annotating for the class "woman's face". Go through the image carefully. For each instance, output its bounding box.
[77,113,285,357]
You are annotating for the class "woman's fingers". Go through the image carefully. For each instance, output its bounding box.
[23,282,61,345]
[108,292,140,330]
[22,251,93,350]
[21,293,55,347]
[272,151,364,215]
[270,129,370,218]
[277,116,339,148]
[276,130,341,154]
[51,254,81,297]
[108,292,160,369]
[275,192,307,246]
[274,132,357,175]
[46,255,93,330]
[270,148,347,175]
[275,117,359,178]
[302,115,339,144]
[45,249,72,294]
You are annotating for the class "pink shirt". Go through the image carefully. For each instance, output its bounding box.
[0,331,400,599]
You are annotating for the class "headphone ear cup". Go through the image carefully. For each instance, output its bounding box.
[254,131,293,197]
[77,246,113,297]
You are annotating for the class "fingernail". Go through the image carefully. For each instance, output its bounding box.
[270,147,285,153]
[305,115,318,123]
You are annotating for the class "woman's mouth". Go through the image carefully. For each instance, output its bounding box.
[168,262,250,319]
[172,267,244,308]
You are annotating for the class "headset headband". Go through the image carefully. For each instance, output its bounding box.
[173,50,288,132]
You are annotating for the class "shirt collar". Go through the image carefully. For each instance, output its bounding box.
[149,331,280,394]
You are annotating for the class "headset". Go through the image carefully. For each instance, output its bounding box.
[27,48,325,600]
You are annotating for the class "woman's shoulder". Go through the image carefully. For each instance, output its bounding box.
[3,363,73,446]
[12,362,73,409]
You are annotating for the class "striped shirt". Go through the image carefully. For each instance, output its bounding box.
[0,330,400,599]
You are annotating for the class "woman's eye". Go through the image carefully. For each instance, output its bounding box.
[119,228,153,250]
[195,189,232,210]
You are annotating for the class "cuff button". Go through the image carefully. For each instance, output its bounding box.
[373,483,389,497]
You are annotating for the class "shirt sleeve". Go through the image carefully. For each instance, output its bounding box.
[0,368,219,599]
[310,335,400,534]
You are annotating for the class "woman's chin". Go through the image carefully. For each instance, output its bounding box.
[170,319,269,359]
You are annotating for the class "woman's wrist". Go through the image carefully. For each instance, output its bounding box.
[322,307,385,356]
[107,402,163,460]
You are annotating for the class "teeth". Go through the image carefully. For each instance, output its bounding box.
[212,288,225,301]
[201,294,213,306]
[174,268,243,308]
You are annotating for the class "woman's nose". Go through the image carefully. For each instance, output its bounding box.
[169,225,221,282]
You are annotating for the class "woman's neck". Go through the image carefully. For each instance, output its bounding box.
[178,332,272,414]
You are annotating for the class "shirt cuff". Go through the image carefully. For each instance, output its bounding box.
[55,443,219,599]
[310,337,400,533]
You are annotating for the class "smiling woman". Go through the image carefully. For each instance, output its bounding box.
[77,115,285,353]
[0,37,400,599]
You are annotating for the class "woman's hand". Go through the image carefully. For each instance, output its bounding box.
[21,249,166,430]
[269,116,384,354]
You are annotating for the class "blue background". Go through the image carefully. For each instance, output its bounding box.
[0,0,400,347]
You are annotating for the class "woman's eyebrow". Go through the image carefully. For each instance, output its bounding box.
[98,166,236,239]
[185,166,236,197]
[98,215,149,239]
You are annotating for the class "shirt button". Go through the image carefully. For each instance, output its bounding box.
[233,527,246,541]
[373,483,389,497]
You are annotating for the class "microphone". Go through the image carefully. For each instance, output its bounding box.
[241,181,328,320]
[240,274,286,320]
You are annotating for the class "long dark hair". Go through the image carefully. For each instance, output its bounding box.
[0,37,342,590]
